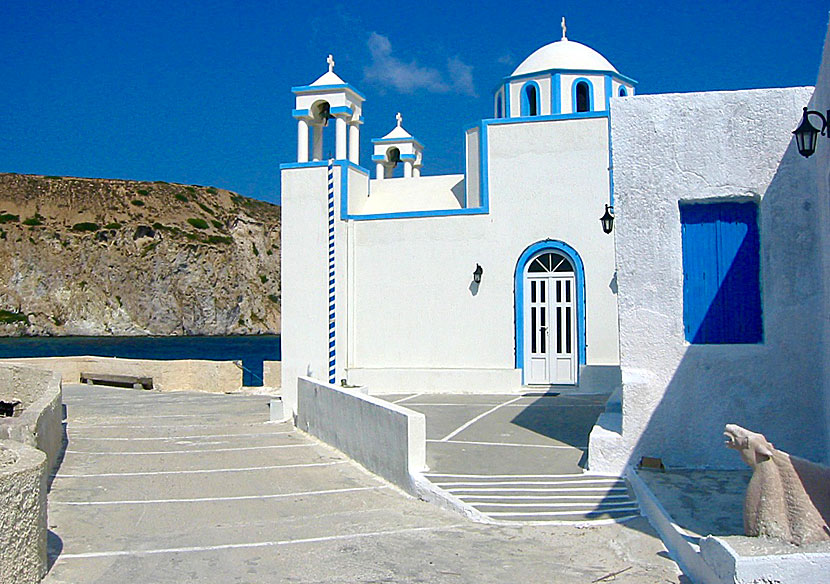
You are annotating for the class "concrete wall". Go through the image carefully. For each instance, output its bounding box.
[0,440,47,584]
[610,86,822,469]
[2,356,242,393]
[0,364,63,473]
[262,360,282,389]
[295,376,425,491]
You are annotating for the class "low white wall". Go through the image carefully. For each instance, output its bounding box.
[0,364,63,474]
[0,440,47,584]
[0,356,242,393]
[295,376,425,491]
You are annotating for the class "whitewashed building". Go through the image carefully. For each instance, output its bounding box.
[281,29,635,414]
[589,26,830,473]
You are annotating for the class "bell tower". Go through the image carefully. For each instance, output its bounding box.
[371,113,424,179]
[292,55,364,164]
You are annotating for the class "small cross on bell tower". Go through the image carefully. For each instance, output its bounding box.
[291,55,365,163]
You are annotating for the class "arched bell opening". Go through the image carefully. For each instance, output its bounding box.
[309,100,337,161]
[384,147,403,178]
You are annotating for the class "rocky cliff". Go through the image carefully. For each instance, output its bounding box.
[0,173,280,336]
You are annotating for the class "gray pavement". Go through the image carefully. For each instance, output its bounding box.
[44,384,682,583]
[385,392,640,523]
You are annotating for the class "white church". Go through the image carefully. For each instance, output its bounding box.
[281,20,830,477]
[281,24,634,411]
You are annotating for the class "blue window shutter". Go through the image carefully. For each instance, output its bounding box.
[716,203,762,343]
[681,205,720,342]
[681,202,762,344]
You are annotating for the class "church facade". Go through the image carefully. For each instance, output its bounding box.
[280,29,634,414]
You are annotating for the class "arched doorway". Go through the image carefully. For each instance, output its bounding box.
[516,242,585,385]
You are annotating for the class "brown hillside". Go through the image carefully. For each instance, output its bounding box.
[0,173,281,336]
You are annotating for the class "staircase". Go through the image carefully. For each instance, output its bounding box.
[423,471,640,524]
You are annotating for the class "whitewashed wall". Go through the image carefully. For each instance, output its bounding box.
[610,86,824,469]
[347,116,619,391]
[808,22,830,464]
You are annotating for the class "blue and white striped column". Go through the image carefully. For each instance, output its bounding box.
[327,159,336,384]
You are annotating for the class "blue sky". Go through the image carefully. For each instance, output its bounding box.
[1,1,828,205]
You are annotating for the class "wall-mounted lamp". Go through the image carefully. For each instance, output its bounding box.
[793,106,830,158]
[473,264,483,283]
[600,204,615,234]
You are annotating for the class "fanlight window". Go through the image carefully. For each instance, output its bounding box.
[619,86,627,97]
[528,252,573,273]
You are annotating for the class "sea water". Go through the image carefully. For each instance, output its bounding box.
[0,335,281,386]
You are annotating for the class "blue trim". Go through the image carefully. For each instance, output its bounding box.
[605,75,614,208]
[291,83,367,100]
[346,207,489,221]
[486,111,607,125]
[505,68,638,86]
[292,108,310,118]
[504,83,511,118]
[280,160,370,174]
[326,159,336,384]
[341,124,490,221]
[520,81,541,116]
[371,137,424,149]
[370,155,385,162]
[330,106,353,116]
[604,74,612,112]
[399,154,417,162]
[552,73,561,114]
[572,77,594,113]
[514,241,587,384]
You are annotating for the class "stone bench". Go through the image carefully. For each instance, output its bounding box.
[80,372,153,390]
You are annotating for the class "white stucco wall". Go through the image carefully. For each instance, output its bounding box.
[509,76,552,116]
[357,175,464,214]
[465,128,481,207]
[811,22,830,466]
[611,86,823,469]
[345,116,619,390]
[560,73,607,114]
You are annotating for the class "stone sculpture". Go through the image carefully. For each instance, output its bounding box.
[724,424,830,545]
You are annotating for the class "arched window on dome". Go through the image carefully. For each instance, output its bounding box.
[574,80,592,113]
[496,93,504,118]
[521,82,540,117]
[619,86,627,97]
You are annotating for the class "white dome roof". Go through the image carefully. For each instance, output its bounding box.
[512,39,617,76]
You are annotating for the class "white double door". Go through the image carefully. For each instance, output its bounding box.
[524,273,577,385]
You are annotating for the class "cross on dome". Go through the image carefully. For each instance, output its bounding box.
[327,54,335,73]
[395,112,403,127]
[561,17,567,40]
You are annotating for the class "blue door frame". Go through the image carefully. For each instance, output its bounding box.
[514,240,586,384]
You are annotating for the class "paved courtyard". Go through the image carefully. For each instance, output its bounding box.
[44,383,682,583]
[385,392,638,523]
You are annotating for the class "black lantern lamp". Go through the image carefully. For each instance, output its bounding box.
[793,106,829,158]
[473,264,483,283]
[600,204,615,234]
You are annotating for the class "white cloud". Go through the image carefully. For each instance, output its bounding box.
[363,33,476,97]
